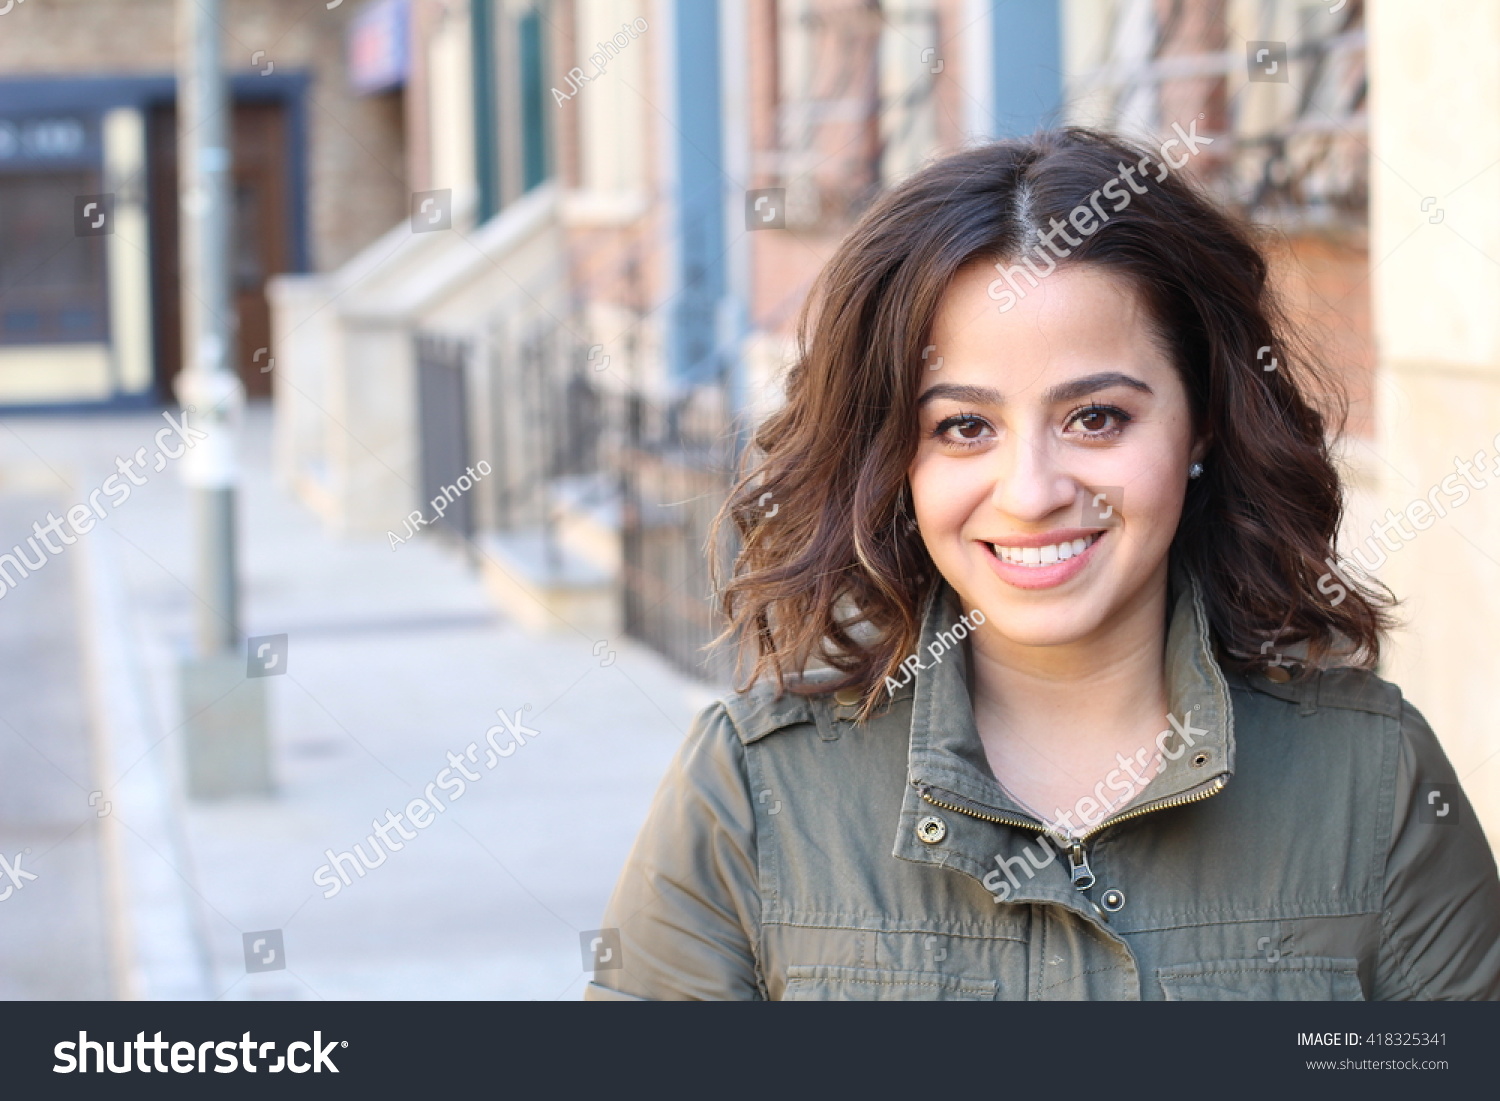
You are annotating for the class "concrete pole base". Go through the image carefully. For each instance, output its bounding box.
[179,652,272,799]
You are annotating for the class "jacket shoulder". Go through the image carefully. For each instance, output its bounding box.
[717,671,913,745]
[1230,664,1404,720]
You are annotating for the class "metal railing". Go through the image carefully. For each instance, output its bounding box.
[619,378,738,682]
[453,305,738,682]
[414,331,476,542]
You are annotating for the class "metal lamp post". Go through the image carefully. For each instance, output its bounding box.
[175,0,271,798]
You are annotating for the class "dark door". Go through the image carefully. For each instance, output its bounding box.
[148,100,293,400]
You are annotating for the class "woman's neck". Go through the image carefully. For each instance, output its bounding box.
[964,570,1174,825]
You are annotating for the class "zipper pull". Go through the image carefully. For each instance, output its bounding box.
[1067,840,1095,891]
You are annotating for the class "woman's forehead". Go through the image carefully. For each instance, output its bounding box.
[925,263,1172,396]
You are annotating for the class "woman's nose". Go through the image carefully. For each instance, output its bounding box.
[987,436,1079,524]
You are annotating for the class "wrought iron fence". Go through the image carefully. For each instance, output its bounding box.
[414,332,475,542]
[475,313,739,682]
[620,379,739,683]
[485,323,611,543]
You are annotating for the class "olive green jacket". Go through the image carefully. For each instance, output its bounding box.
[587,572,1500,1000]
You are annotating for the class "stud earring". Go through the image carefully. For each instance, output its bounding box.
[1188,462,1204,479]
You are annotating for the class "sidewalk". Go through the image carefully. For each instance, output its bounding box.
[0,405,715,1000]
[0,487,113,999]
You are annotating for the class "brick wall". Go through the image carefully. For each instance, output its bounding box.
[1267,230,1376,441]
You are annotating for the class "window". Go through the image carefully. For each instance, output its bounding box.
[0,169,110,345]
[472,0,553,223]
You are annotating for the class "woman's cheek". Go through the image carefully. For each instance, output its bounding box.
[1121,474,1186,552]
[912,462,978,540]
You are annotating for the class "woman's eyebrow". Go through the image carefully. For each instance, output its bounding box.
[915,382,1004,407]
[1043,371,1154,404]
[916,372,1153,409]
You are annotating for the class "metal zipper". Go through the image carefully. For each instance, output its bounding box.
[1075,775,1227,842]
[1067,841,1095,890]
[918,774,1227,891]
[916,785,1046,834]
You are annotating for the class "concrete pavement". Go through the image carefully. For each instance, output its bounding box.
[0,405,717,1000]
[0,489,114,999]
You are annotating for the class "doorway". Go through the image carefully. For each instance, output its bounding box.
[147,99,293,400]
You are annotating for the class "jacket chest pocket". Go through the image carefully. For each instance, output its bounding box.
[783,965,998,1001]
[1156,957,1365,1000]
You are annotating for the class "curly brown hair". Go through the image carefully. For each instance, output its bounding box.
[711,126,1392,723]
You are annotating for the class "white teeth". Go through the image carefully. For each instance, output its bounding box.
[990,533,1100,567]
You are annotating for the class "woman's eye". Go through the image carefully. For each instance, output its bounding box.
[1067,405,1131,438]
[934,414,992,447]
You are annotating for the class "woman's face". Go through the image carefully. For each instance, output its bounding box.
[908,261,1202,651]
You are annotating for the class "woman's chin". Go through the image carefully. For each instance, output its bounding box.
[959,596,1106,651]
[955,573,1122,650]
[980,621,1100,653]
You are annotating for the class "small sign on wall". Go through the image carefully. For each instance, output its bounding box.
[348,0,409,96]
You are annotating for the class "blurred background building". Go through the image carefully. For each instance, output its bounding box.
[264,0,1382,701]
[2,0,1496,999]
[0,0,1378,672]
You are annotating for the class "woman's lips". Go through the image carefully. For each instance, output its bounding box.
[980,531,1107,590]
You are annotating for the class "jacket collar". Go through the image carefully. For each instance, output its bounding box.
[894,565,1235,874]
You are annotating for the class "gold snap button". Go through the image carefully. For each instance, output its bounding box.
[833,687,862,707]
[1264,665,1291,683]
[1101,888,1125,912]
[916,815,947,844]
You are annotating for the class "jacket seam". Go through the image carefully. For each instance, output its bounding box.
[1378,908,1422,999]
[1158,959,1356,975]
[1114,907,1380,934]
[1036,963,1132,997]
[786,968,996,993]
[1377,702,1426,1001]
[723,702,813,745]
[717,705,772,999]
[1227,678,1401,719]
[762,916,1029,943]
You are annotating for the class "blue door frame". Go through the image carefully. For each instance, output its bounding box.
[669,0,726,387]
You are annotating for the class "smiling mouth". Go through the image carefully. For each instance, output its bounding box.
[984,532,1104,567]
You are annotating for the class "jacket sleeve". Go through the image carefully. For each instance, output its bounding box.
[1376,698,1500,999]
[584,700,763,1001]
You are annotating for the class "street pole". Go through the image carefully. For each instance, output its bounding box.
[176,0,240,651]
[176,0,271,797]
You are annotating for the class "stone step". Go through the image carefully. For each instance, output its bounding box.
[476,528,620,637]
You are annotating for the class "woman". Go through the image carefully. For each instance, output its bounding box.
[586,128,1500,1000]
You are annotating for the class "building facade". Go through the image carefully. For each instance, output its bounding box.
[0,0,406,408]
[7,1,1487,850]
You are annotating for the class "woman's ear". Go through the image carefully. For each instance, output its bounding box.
[1189,432,1210,468]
